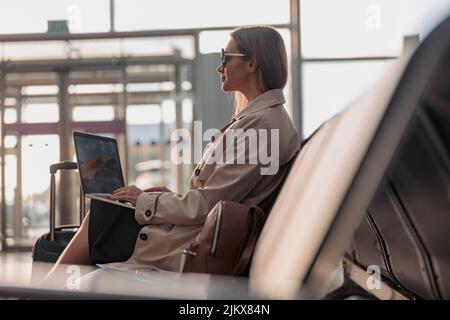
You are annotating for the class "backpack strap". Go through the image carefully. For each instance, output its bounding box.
[234,206,266,275]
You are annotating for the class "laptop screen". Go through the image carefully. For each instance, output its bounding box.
[73,132,125,194]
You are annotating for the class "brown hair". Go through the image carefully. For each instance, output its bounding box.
[231,26,288,112]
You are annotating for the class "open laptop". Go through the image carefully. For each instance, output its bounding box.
[73,131,135,210]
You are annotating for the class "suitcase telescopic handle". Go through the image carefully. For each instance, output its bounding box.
[49,161,85,241]
[50,161,78,174]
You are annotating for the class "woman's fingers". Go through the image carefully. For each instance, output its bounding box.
[108,190,127,199]
[107,186,142,205]
[113,185,170,195]
[111,185,139,194]
[108,194,133,204]
[111,186,127,194]
[143,186,171,192]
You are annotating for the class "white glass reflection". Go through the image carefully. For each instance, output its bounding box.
[4,155,17,203]
[114,0,289,31]
[303,60,387,136]
[72,106,115,122]
[22,104,59,123]
[22,85,59,95]
[301,0,401,58]
[20,135,59,235]
[4,136,18,149]
[182,99,193,124]
[161,100,176,124]
[127,105,162,125]
[0,0,109,34]
[69,84,123,94]
[4,108,17,124]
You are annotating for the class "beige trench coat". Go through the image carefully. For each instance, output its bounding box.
[102,89,300,272]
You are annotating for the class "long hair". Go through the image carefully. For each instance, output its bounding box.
[231,26,288,113]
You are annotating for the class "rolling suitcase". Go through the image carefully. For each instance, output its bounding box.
[32,161,86,263]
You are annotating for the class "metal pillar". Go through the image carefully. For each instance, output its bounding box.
[14,94,23,239]
[109,0,115,32]
[119,67,129,183]
[57,70,73,225]
[290,0,303,137]
[191,32,201,174]
[174,64,184,192]
[0,67,6,250]
[159,105,166,185]
[13,153,23,239]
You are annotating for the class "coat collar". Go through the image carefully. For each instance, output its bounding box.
[232,88,285,121]
[210,89,285,143]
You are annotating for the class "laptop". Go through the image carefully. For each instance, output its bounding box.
[73,131,135,210]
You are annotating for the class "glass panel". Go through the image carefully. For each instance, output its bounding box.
[4,109,17,124]
[72,106,115,122]
[127,64,174,75]
[182,99,193,125]
[161,100,176,124]
[126,82,176,92]
[4,136,18,149]
[22,85,59,95]
[127,105,161,125]
[22,103,59,123]
[4,155,17,202]
[0,0,110,34]
[199,30,232,54]
[301,0,450,58]
[126,105,173,190]
[4,155,17,237]
[302,60,388,136]
[301,0,402,58]
[69,84,123,94]
[394,0,450,39]
[21,135,60,235]
[115,0,289,31]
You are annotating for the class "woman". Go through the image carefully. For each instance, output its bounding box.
[51,26,300,273]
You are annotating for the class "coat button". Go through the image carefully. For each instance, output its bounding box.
[145,209,152,217]
[139,233,148,241]
[194,168,201,176]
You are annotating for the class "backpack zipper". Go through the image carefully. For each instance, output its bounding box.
[210,201,223,256]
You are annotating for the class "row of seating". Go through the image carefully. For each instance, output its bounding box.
[249,15,450,299]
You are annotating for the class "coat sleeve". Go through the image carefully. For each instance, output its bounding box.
[134,115,272,226]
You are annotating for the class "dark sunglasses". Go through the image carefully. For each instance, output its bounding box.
[220,48,251,69]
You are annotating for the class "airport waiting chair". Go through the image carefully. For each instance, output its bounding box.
[249,14,450,300]
[346,21,450,300]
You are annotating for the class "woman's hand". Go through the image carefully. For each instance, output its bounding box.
[107,185,143,206]
[143,186,172,193]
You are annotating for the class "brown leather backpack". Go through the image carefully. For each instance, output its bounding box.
[180,200,266,276]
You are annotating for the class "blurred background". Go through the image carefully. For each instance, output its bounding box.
[0,0,448,253]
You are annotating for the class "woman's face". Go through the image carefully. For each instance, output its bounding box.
[217,38,249,92]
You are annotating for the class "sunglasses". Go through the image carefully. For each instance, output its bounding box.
[220,48,251,69]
